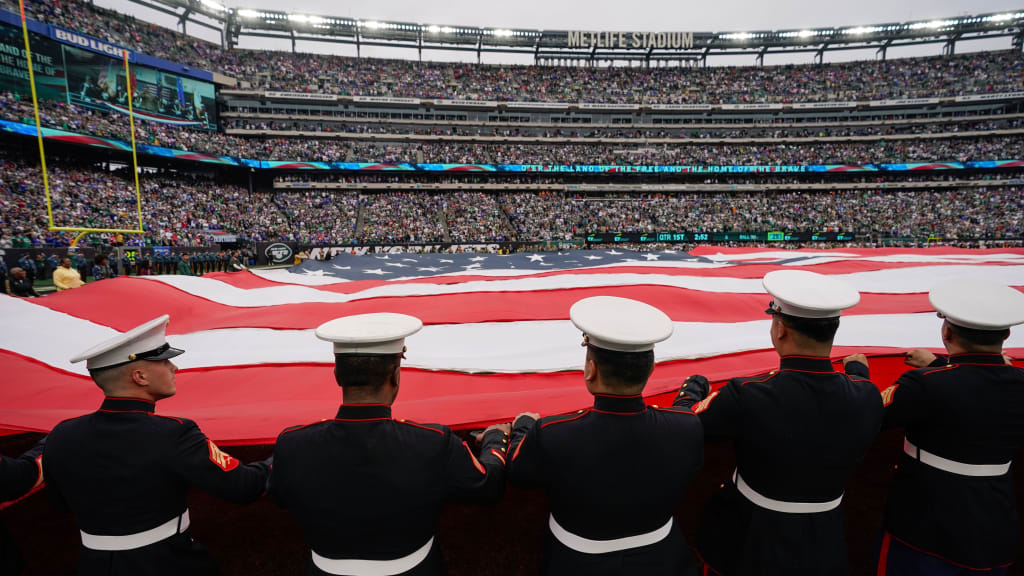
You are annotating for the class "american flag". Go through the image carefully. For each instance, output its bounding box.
[2,247,1023,445]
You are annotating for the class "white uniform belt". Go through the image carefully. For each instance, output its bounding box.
[311,536,434,576]
[734,471,843,514]
[903,438,1011,477]
[80,510,190,551]
[548,514,673,555]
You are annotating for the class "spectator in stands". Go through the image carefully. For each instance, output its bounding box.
[9,267,37,297]
[53,257,84,291]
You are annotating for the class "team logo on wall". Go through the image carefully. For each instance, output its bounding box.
[265,243,294,264]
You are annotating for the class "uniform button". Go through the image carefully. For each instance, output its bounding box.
[577,409,584,414]
[682,383,688,388]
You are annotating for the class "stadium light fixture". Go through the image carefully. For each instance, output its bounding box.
[844,25,883,35]
[237,8,261,18]
[426,24,441,33]
[719,32,755,40]
[200,0,226,11]
[986,12,1016,22]
[493,29,514,37]
[798,29,815,37]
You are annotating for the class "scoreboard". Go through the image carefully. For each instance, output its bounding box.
[585,232,855,243]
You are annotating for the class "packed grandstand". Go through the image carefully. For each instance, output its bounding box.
[0,0,1022,253]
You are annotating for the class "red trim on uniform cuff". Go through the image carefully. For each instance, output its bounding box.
[877,532,892,576]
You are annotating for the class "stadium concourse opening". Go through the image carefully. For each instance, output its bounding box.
[2,0,1024,574]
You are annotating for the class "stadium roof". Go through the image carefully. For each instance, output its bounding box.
[134,0,1024,63]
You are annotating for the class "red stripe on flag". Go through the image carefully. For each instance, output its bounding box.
[2,348,1017,445]
[30,278,936,334]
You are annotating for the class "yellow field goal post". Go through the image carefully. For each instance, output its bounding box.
[18,0,144,248]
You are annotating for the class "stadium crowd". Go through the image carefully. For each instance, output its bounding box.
[7,94,1023,165]
[6,0,1024,104]
[223,116,1024,139]
[2,158,1021,249]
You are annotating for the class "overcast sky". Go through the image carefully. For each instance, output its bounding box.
[95,0,1019,65]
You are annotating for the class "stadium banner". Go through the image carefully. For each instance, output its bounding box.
[432,99,499,108]
[792,101,857,109]
[0,14,219,129]
[263,91,338,101]
[720,103,785,110]
[0,120,240,165]
[868,98,940,107]
[351,96,421,105]
[650,104,714,111]
[584,232,856,244]
[505,101,571,110]
[255,242,513,265]
[565,31,694,50]
[578,103,641,111]
[5,119,1024,173]
[954,92,1024,103]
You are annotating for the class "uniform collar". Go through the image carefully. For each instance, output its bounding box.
[100,397,156,413]
[592,393,646,414]
[948,353,1008,366]
[336,404,392,420]
[779,356,836,373]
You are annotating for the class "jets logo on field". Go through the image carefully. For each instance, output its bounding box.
[265,243,294,264]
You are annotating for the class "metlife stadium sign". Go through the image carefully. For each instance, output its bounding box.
[566,31,694,50]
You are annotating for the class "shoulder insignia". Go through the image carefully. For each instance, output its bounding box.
[279,422,319,437]
[540,410,589,429]
[922,364,959,376]
[395,420,445,435]
[207,439,239,472]
[880,385,898,407]
[650,406,696,416]
[692,390,720,414]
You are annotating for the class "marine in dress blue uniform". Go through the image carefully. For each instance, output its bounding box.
[43,316,271,576]
[268,313,508,576]
[1,439,45,575]
[676,270,884,576]
[844,279,1024,576]
[508,296,704,576]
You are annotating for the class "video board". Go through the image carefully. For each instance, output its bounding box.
[0,19,217,129]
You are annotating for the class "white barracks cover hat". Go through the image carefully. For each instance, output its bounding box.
[763,270,860,319]
[570,296,673,353]
[70,315,184,371]
[316,313,423,355]
[929,279,1024,331]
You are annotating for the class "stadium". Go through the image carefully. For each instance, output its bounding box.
[1,0,1024,574]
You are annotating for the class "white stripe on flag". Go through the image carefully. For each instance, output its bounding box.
[7,293,1021,375]
[158,265,1024,304]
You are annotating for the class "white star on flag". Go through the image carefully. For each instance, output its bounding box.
[363,269,390,275]
[527,255,545,262]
